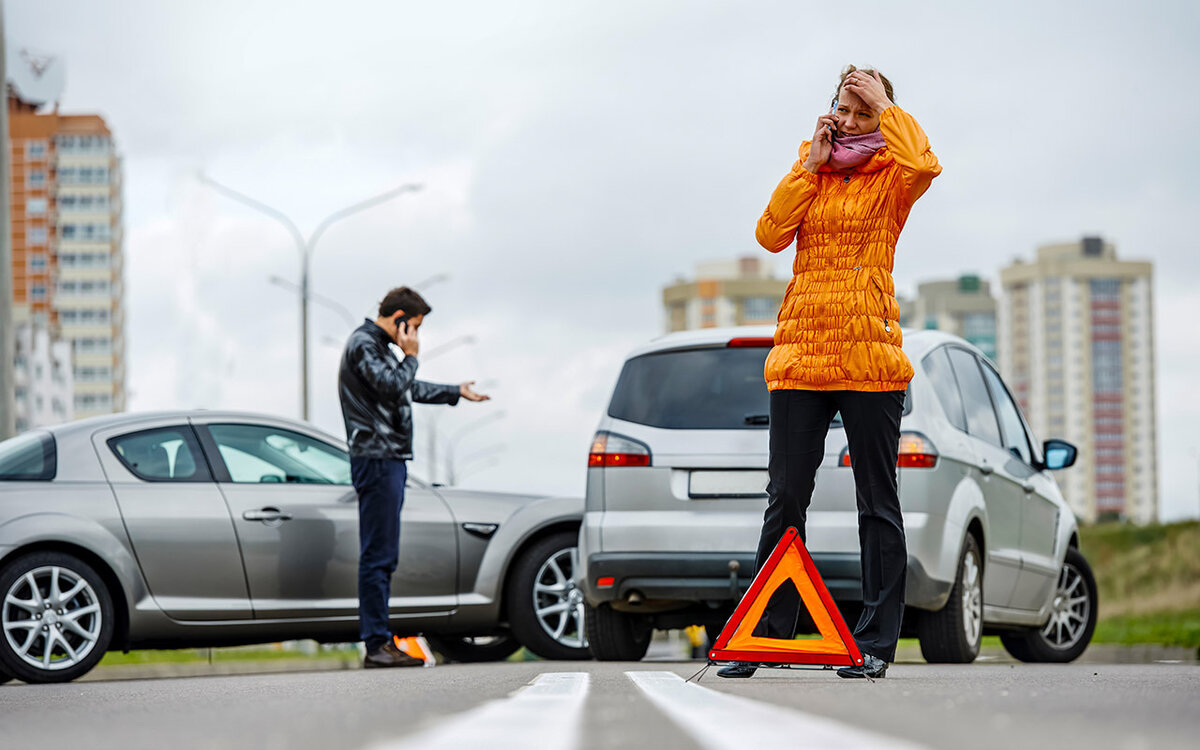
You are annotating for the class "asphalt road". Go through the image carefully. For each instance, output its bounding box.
[0,660,1196,750]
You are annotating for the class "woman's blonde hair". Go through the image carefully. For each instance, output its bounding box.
[833,65,895,106]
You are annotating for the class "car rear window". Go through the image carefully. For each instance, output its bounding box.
[608,347,771,429]
[0,431,57,481]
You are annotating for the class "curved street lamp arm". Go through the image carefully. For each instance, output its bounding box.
[306,183,424,253]
[197,172,306,252]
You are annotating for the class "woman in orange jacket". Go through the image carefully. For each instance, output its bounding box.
[719,66,941,680]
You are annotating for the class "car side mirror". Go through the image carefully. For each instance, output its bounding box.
[1042,439,1077,471]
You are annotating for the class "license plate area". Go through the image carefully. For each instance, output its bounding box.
[688,470,768,499]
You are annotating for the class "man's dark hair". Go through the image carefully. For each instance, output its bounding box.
[379,287,432,318]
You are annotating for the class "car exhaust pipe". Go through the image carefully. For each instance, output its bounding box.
[626,590,644,606]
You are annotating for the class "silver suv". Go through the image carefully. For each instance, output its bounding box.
[579,326,1097,664]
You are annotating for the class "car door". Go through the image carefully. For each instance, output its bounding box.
[194,419,458,620]
[945,347,1023,609]
[94,421,252,620]
[977,363,1061,611]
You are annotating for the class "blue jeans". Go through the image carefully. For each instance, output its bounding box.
[350,457,407,652]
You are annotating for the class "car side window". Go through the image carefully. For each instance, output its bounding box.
[109,427,209,482]
[922,347,967,432]
[979,362,1034,465]
[945,348,1002,448]
[206,424,351,484]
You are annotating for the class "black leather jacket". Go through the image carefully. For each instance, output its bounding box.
[338,319,460,460]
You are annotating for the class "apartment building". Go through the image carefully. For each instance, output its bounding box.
[998,237,1157,523]
[12,322,73,432]
[898,274,998,360]
[8,55,126,421]
[662,257,786,332]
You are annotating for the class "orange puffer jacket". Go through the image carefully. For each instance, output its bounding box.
[756,106,941,392]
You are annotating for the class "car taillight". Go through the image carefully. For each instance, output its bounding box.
[839,432,938,469]
[588,431,651,468]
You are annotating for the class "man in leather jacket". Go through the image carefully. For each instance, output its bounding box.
[338,286,489,668]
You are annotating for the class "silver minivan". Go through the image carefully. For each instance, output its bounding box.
[579,326,1097,664]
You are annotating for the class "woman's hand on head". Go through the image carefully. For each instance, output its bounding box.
[841,70,894,114]
[803,114,838,173]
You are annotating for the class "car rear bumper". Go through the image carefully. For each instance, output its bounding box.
[581,552,952,611]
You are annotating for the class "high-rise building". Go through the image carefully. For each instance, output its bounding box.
[998,237,1157,524]
[898,274,998,360]
[662,257,786,332]
[8,53,126,421]
[12,321,73,433]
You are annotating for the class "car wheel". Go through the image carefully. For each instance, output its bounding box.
[1000,547,1097,663]
[426,632,522,663]
[585,602,652,661]
[505,530,592,660]
[0,551,115,684]
[918,534,983,664]
[0,666,12,684]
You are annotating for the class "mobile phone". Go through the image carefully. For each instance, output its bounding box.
[828,98,839,140]
[394,313,413,332]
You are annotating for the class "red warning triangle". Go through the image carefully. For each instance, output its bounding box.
[709,527,863,667]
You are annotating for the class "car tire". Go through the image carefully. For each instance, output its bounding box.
[505,530,592,661]
[1000,547,1097,663]
[0,551,115,684]
[585,602,652,661]
[918,534,983,664]
[426,632,522,663]
[0,666,13,684]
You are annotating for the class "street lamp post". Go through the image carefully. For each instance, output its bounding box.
[198,173,422,420]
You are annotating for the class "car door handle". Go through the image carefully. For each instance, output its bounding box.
[978,463,994,476]
[1021,483,1036,494]
[242,507,293,522]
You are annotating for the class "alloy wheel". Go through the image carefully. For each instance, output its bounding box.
[1040,561,1090,650]
[961,548,983,648]
[531,546,588,650]
[2,565,103,672]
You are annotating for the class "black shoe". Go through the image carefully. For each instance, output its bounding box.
[717,662,758,678]
[837,653,888,679]
[364,640,424,669]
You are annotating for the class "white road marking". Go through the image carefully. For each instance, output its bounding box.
[627,671,929,750]
[369,672,589,750]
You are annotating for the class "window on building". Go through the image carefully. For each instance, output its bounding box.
[28,169,46,188]
[26,140,48,159]
[1091,279,1121,302]
[742,297,778,321]
[31,284,47,301]
[28,226,48,245]
[27,198,48,215]
[29,254,47,272]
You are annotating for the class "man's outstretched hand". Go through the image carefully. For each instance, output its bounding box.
[459,381,490,402]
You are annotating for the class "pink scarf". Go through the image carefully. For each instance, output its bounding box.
[828,130,885,171]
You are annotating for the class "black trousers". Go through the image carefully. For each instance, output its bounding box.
[752,388,908,662]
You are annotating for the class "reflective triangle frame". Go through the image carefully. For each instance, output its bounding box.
[708,527,863,667]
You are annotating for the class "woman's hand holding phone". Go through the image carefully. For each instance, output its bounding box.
[803,111,838,173]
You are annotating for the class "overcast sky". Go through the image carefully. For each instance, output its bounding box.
[10,0,1199,521]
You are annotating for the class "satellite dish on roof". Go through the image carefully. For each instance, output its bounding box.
[6,48,66,109]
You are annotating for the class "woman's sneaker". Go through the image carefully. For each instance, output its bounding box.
[716,662,759,678]
[836,653,888,679]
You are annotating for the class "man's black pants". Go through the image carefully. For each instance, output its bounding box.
[752,388,908,662]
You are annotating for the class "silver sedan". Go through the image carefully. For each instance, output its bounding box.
[0,410,587,684]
